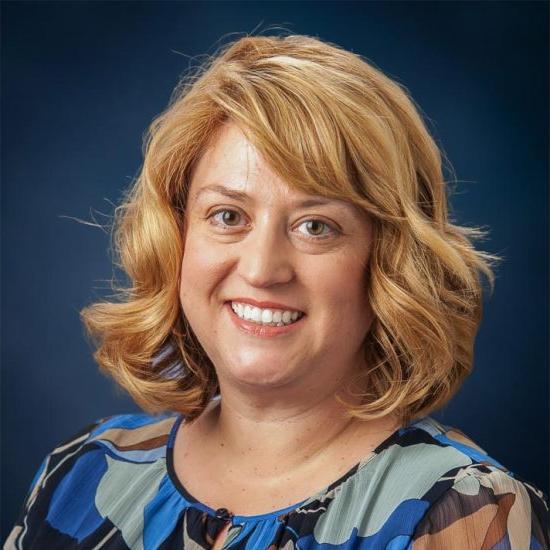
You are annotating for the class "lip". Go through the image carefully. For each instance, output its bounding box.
[225,302,306,338]
[225,297,305,313]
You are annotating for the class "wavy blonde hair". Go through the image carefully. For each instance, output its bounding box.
[81,33,501,425]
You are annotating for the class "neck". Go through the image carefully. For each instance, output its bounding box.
[198,378,399,481]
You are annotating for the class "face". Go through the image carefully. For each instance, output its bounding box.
[179,122,375,398]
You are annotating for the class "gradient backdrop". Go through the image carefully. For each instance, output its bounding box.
[2,1,548,538]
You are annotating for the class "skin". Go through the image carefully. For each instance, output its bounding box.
[178,121,400,488]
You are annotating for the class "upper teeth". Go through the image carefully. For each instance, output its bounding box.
[231,302,303,326]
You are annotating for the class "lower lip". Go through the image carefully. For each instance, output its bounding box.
[225,302,306,338]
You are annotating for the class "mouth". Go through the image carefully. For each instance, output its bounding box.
[224,301,306,337]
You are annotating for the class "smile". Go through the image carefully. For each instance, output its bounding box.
[230,301,304,326]
[225,302,306,337]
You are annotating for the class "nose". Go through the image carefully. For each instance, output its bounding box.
[237,221,295,288]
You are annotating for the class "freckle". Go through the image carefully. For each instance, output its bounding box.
[220,443,224,447]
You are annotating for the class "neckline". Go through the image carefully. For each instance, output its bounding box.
[165,412,421,523]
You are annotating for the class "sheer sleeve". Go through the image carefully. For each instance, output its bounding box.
[411,470,550,549]
[4,453,52,549]
[3,417,111,549]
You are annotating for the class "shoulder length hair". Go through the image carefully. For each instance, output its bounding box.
[80,34,501,425]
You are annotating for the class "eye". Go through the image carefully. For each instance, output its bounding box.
[296,219,337,240]
[208,208,245,229]
[207,209,338,240]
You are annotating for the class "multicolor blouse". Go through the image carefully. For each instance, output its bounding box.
[4,411,550,549]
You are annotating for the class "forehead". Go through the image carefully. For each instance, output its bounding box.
[189,123,286,198]
[188,123,353,211]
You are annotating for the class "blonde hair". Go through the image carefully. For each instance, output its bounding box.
[81,33,501,425]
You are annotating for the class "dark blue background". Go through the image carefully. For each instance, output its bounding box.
[2,1,548,538]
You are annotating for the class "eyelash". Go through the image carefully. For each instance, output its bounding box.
[206,208,339,241]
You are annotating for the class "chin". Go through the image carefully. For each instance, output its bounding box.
[224,359,297,388]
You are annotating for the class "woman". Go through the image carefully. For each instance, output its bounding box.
[6,34,549,549]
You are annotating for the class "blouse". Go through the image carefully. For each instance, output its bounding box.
[4,411,550,549]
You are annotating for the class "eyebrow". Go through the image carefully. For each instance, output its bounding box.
[194,184,344,209]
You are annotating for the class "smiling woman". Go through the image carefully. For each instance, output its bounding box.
[6,34,549,550]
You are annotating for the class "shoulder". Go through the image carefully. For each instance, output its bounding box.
[374,416,544,490]
[36,411,179,468]
[5,412,181,549]
[82,411,180,450]
[37,411,180,480]
[381,416,550,548]
[410,469,550,548]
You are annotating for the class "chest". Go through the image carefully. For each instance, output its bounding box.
[170,413,402,540]
[172,444,340,516]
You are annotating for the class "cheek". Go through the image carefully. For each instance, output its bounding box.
[179,236,229,304]
[313,255,371,323]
